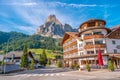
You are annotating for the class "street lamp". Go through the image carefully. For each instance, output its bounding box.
[4,40,9,74]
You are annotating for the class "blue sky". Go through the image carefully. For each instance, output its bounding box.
[0,0,120,34]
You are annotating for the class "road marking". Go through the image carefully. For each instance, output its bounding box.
[62,74,65,76]
[32,74,38,76]
[39,74,44,76]
[44,74,49,76]
[13,73,65,77]
[50,74,54,76]
[56,73,60,76]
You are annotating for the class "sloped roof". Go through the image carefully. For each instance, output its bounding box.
[61,32,80,45]
[5,51,23,58]
[105,25,120,38]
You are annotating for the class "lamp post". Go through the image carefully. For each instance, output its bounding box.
[4,40,9,74]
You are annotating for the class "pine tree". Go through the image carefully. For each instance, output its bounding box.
[39,54,44,66]
[20,43,29,68]
[30,59,34,70]
[42,49,47,66]
[47,58,51,65]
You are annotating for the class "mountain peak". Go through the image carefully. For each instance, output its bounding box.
[45,14,61,25]
[35,15,77,38]
[46,14,56,22]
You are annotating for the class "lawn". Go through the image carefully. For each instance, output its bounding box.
[29,49,58,59]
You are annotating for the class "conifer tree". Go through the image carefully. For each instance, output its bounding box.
[20,43,29,68]
[42,49,47,66]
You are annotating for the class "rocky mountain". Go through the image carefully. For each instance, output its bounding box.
[35,15,77,38]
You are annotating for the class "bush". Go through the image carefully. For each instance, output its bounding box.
[70,64,75,69]
[86,64,91,72]
[75,64,80,70]
[108,60,114,71]
[57,60,62,68]
[30,59,34,70]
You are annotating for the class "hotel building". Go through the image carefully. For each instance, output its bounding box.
[62,19,120,68]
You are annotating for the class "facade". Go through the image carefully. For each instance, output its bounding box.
[62,19,120,68]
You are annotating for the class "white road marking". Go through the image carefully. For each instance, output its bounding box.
[61,74,65,76]
[39,74,44,76]
[44,74,49,76]
[56,73,60,76]
[13,73,65,77]
[50,74,54,76]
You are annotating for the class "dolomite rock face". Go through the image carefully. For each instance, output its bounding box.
[35,15,77,38]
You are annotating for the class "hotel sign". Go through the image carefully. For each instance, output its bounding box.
[116,45,120,49]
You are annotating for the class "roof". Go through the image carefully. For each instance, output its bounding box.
[78,27,111,36]
[4,51,23,58]
[4,51,35,59]
[79,19,106,29]
[61,32,80,45]
[105,26,120,38]
[110,24,120,30]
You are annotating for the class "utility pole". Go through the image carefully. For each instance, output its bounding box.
[4,40,9,74]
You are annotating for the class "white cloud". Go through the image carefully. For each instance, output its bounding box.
[1,0,112,34]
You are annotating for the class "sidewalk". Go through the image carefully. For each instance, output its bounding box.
[63,68,120,79]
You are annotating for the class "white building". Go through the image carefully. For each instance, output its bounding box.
[62,19,120,68]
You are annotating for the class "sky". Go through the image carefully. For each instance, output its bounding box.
[0,0,120,34]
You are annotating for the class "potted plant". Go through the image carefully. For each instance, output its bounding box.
[108,60,114,71]
[86,64,91,72]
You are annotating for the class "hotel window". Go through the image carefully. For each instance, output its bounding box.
[85,33,92,36]
[95,40,103,44]
[114,49,117,53]
[98,22,103,26]
[86,42,93,45]
[87,51,94,54]
[96,50,104,53]
[112,40,116,44]
[94,32,102,35]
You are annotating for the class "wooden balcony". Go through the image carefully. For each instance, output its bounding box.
[64,48,78,54]
[84,44,106,49]
[83,34,104,40]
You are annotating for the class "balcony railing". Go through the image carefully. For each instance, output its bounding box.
[83,34,104,40]
[84,44,106,49]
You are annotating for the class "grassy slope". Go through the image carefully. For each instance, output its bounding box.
[29,49,57,59]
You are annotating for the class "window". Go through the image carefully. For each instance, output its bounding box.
[114,49,117,53]
[112,40,116,44]
[98,22,103,26]
[96,50,104,53]
[86,42,93,45]
[85,33,92,36]
[95,40,103,44]
[87,51,94,54]
[94,32,102,35]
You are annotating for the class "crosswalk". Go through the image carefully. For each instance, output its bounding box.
[13,73,65,77]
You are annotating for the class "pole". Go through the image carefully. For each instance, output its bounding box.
[4,40,9,74]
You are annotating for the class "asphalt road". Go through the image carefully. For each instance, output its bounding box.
[0,68,120,80]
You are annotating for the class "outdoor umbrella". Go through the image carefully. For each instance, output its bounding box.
[97,48,104,66]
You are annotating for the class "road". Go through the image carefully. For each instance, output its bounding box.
[0,68,120,80]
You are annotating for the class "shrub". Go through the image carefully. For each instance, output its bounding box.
[30,59,34,70]
[57,60,62,68]
[86,64,91,72]
[108,60,114,71]
[75,64,80,70]
[70,63,75,69]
